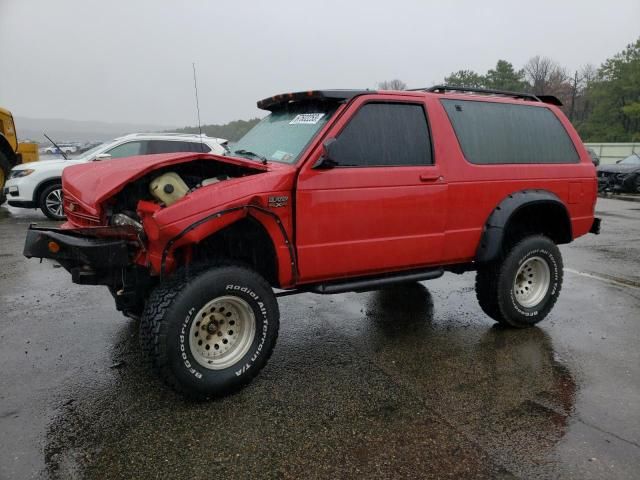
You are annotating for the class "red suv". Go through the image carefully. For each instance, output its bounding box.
[24,86,601,398]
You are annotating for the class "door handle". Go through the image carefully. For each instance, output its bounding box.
[419,173,441,182]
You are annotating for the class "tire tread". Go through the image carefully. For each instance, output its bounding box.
[139,263,279,399]
[475,235,562,328]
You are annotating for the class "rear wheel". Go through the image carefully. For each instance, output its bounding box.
[476,235,563,328]
[38,183,66,220]
[139,264,279,399]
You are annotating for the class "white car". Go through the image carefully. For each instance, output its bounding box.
[4,132,227,220]
[43,144,78,155]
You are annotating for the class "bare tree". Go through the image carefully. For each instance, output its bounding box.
[568,70,582,121]
[524,56,566,95]
[377,79,407,90]
[568,64,599,122]
[580,64,598,86]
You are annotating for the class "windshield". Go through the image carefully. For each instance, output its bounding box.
[620,153,640,165]
[231,102,338,163]
[73,142,109,161]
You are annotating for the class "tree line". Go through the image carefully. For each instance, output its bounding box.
[174,118,260,142]
[379,38,640,142]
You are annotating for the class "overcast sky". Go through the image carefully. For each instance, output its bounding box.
[1,0,638,127]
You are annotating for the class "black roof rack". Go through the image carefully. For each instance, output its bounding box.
[257,90,374,111]
[410,85,541,102]
[414,85,563,106]
[409,85,563,106]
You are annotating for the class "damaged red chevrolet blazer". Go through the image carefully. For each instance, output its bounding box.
[24,86,601,398]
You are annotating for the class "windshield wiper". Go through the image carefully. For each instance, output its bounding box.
[44,133,68,160]
[233,149,268,164]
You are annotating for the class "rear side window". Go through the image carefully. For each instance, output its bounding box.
[147,140,210,154]
[336,103,433,166]
[106,141,146,158]
[441,100,579,164]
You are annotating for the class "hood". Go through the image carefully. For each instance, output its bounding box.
[14,158,85,170]
[62,152,271,208]
[597,163,640,174]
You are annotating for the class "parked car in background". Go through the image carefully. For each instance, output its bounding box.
[75,142,102,154]
[586,147,600,166]
[4,132,227,219]
[597,152,640,193]
[43,144,78,155]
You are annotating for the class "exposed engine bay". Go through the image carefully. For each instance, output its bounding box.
[106,159,261,225]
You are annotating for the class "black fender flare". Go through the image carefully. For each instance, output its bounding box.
[160,204,297,283]
[475,189,571,263]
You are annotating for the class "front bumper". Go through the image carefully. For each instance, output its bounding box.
[598,171,638,193]
[24,225,133,284]
[8,199,37,208]
[4,179,36,207]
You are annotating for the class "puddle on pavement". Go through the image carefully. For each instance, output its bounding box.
[42,283,577,479]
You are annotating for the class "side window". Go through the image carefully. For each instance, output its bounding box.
[147,140,210,154]
[106,141,145,158]
[336,103,433,167]
[190,142,211,153]
[441,99,579,164]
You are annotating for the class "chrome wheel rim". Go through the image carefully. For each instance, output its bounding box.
[513,256,551,308]
[45,188,64,217]
[188,296,256,370]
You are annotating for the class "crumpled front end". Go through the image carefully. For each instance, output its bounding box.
[23,152,293,316]
[597,169,640,193]
[23,223,152,316]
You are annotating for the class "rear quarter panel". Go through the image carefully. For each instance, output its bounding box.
[424,95,597,264]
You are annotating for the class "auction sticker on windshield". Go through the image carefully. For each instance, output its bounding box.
[271,150,294,162]
[289,113,325,125]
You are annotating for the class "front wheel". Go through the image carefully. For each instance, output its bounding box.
[139,265,279,399]
[39,183,66,220]
[476,235,563,328]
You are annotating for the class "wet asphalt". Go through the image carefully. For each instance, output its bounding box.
[0,198,638,480]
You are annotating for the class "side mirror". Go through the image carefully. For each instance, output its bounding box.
[93,153,112,161]
[313,138,340,169]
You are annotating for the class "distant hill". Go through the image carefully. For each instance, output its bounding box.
[14,117,176,144]
[174,118,261,142]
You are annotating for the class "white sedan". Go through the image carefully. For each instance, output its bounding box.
[4,133,227,220]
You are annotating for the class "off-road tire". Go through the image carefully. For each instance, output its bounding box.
[475,235,563,328]
[38,182,66,220]
[139,264,279,399]
[0,152,10,205]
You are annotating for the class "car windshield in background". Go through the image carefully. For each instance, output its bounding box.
[231,102,338,164]
[74,142,108,161]
[620,153,640,165]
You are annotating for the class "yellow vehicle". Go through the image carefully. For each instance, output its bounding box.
[0,107,39,203]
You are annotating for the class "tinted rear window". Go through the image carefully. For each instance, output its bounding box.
[147,140,210,154]
[441,100,579,164]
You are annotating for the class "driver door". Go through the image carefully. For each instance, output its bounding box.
[295,97,447,283]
